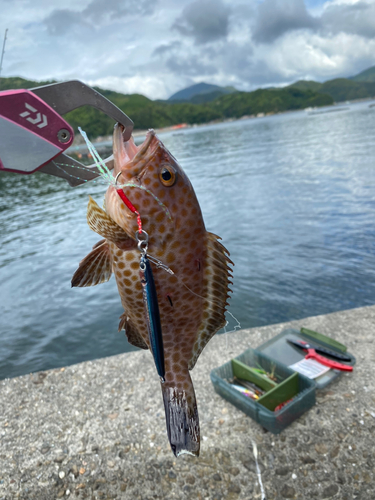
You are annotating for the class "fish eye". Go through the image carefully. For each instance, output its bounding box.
[159,165,177,187]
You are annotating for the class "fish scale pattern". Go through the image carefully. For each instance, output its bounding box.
[73,127,232,457]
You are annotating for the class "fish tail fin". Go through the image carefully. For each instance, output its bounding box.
[161,373,200,457]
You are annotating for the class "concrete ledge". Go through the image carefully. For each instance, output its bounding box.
[1,306,374,499]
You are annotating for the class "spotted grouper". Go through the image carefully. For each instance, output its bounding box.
[72,125,233,457]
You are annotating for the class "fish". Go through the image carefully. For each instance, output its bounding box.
[72,124,233,457]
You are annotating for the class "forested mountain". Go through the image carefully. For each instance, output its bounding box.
[2,65,375,139]
[289,76,375,102]
[0,76,332,137]
[208,87,331,118]
[350,65,375,83]
[168,82,236,102]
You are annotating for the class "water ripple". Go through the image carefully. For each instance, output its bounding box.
[1,101,375,378]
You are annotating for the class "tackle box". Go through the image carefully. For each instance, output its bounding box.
[210,327,356,434]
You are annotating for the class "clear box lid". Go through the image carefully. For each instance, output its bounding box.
[256,328,356,389]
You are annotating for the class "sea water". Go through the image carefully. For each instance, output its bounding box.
[0,101,374,379]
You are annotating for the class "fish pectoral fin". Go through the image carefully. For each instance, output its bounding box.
[92,238,106,249]
[87,196,136,251]
[71,240,113,287]
[119,313,148,350]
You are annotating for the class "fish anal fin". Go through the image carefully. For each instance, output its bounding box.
[87,196,136,251]
[72,240,112,287]
[119,313,148,350]
[188,232,233,370]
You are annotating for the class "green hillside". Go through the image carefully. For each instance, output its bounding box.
[168,81,236,102]
[320,78,375,102]
[189,89,237,104]
[2,63,375,140]
[0,76,334,139]
[0,76,56,90]
[211,87,332,118]
[288,80,323,92]
[289,70,375,102]
[350,65,375,83]
[67,89,176,135]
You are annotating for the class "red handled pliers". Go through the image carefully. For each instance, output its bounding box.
[287,339,353,372]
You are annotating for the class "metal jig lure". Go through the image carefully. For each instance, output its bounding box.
[137,230,166,382]
[115,172,166,382]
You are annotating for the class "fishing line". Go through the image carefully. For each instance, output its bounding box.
[117,181,172,223]
[180,281,241,334]
[147,256,241,333]
[77,128,239,332]
[79,127,114,185]
[54,163,104,184]
[251,439,266,500]
[56,162,172,222]
[223,320,229,350]
[226,311,241,331]
[77,128,172,224]
[222,311,242,348]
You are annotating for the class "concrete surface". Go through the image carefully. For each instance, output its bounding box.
[0,305,374,500]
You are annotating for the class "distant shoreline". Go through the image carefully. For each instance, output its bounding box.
[68,96,375,154]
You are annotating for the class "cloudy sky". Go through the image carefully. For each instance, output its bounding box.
[1,0,375,99]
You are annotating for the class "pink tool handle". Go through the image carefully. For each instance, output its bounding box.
[305,350,353,371]
[0,89,73,148]
[0,89,74,175]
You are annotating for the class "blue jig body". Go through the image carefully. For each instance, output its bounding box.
[139,242,165,382]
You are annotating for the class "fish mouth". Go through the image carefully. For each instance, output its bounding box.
[113,124,158,183]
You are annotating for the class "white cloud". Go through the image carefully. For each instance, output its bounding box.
[254,30,375,83]
[321,0,375,38]
[0,0,375,99]
[251,0,317,44]
[173,0,231,44]
[86,75,172,99]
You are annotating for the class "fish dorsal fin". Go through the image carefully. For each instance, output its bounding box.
[188,232,233,370]
[119,312,149,350]
[71,240,113,287]
[87,196,136,251]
